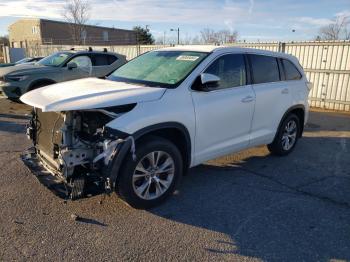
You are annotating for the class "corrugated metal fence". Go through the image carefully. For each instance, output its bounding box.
[230,41,350,111]
[26,41,350,111]
[26,44,170,60]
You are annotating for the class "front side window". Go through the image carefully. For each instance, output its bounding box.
[109,51,208,87]
[249,54,280,84]
[69,55,91,67]
[204,54,246,90]
[38,52,71,67]
[282,59,302,80]
[69,55,92,73]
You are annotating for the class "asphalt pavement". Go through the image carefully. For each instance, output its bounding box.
[0,98,350,262]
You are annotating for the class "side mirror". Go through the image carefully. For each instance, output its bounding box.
[67,62,78,70]
[201,73,220,85]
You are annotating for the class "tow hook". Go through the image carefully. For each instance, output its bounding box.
[104,177,112,194]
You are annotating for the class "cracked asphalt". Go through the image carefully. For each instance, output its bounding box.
[0,98,350,262]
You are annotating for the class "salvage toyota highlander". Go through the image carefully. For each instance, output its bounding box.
[21,46,311,209]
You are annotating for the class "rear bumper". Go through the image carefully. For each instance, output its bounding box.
[304,102,310,126]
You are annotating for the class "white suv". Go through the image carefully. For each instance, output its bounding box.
[21,46,311,209]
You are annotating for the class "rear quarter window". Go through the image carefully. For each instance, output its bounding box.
[249,54,280,84]
[282,59,302,80]
[108,55,118,64]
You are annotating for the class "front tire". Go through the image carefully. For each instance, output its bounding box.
[27,81,55,93]
[116,136,183,209]
[268,113,300,156]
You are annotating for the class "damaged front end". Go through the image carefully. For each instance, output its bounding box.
[22,105,136,200]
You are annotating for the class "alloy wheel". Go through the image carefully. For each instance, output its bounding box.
[132,151,175,200]
[281,120,297,151]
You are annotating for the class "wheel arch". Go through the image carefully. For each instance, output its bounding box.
[107,122,192,190]
[28,78,56,91]
[276,104,305,139]
[132,122,192,173]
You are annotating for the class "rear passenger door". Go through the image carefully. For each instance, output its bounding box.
[90,54,118,78]
[248,54,292,146]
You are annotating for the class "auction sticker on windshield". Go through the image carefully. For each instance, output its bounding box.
[176,55,200,61]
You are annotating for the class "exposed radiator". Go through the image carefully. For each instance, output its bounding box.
[35,109,64,160]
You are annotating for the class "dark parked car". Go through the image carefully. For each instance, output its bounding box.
[0,57,44,68]
[0,49,127,99]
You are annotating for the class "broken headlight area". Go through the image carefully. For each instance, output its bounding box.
[22,104,136,200]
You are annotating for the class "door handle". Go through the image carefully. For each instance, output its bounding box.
[281,88,289,94]
[241,96,254,103]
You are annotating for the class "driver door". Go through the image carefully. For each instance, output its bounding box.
[191,53,256,164]
[64,55,92,81]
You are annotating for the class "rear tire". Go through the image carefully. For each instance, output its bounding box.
[115,136,183,209]
[268,113,300,156]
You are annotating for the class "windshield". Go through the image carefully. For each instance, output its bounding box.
[108,51,209,87]
[38,52,71,67]
[15,58,31,64]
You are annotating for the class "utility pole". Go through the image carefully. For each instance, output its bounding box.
[170,28,180,45]
[177,27,179,45]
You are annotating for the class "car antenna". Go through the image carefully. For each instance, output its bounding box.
[103,48,107,52]
[88,47,93,52]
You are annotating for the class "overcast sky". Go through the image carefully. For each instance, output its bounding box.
[0,0,349,42]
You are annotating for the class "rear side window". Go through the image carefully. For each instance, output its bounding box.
[91,54,117,66]
[107,55,118,64]
[249,54,280,84]
[204,54,246,90]
[282,59,302,80]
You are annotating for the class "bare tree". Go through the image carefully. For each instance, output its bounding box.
[200,28,238,44]
[216,30,238,43]
[0,35,9,46]
[62,0,91,45]
[182,33,193,45]
[200,28,216,43]
[317,15,350,40]
[191,35,201,44]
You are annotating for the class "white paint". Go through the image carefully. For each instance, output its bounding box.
[22,47,310,167]
[20,78,166,112]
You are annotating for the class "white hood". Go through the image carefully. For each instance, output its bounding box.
[20,78,166,112]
